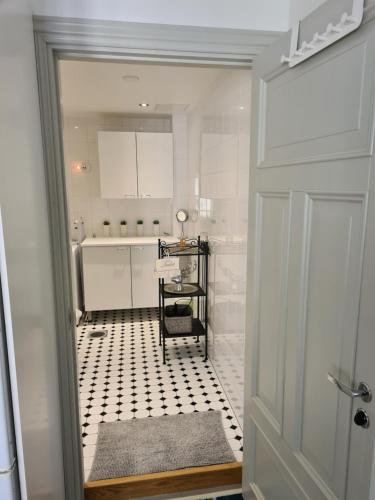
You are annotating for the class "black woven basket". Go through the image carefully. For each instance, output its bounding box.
[164,300,192,334]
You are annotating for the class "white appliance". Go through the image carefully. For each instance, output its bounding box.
[0,283,20,499]
[71,242,83,326]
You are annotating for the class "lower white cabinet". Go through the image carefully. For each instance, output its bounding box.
[82,246,132,311]
[131,246,159,308]
[82,244,158,311]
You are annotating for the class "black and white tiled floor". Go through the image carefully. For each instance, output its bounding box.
[77,308,243,481]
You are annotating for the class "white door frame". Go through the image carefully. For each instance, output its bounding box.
[33,16,277,499]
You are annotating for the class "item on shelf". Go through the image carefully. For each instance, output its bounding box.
[165,299,193,334]
[120,220,127,237]
[136,220,144,237]
[153,257,180,280]
[103,220,111,237]
[153,219,160,236]
[176,209,188,240]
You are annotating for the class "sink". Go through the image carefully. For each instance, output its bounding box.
[164,283,199,294]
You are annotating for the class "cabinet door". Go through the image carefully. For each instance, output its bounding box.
[98,131,137,199]
[136,132,173,198]
[131,246,158,308]
[82,246,132,311]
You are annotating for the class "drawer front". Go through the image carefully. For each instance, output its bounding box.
[82,246,132,311]
[131,245,158,308]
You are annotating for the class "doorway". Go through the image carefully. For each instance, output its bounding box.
[34,16,273,499]
[58,56,250,490]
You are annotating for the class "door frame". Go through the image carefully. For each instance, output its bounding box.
[33,16,277,499]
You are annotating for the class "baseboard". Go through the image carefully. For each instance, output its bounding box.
[84,461,242,500]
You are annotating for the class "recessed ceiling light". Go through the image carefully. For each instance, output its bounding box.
[139,103,150,108]
[74,125,79,129]
[122,75,140,82]
[239,105,245,111]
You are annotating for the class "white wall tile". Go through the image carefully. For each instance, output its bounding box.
[63,113,173,238]
[186,69,252,427]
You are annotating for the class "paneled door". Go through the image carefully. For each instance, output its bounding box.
[243,3,375,500]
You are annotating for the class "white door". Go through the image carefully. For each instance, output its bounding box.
[243,4,375,500]
[136,132,173,198]
[98,131,137,198]
[131,246,158,308]
[82,246,132,311]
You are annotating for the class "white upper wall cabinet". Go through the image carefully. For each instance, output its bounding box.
[98,131,173,199]
[136,132,174,198]
[98,131,138,198]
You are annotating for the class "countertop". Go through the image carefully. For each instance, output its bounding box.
[81,236,178,247]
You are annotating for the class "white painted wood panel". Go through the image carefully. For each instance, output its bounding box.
[98,131,137,198]
[243,4,375,499]
[254,192,290,432]
[253,428,306,500]
[136,132,173,198]
[131,245,158,308]
[258,38,375,168]
[82,246,132,311]
[296,193,366,498]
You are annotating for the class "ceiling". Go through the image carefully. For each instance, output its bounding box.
[59,60,227,115]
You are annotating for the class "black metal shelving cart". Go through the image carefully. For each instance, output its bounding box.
[158,236,209,364]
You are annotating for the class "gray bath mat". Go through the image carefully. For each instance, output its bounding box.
[89,410,235,481]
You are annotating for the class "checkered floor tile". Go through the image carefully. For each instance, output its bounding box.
[77,308,243,481]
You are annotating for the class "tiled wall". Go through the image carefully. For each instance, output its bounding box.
[62,113,173,239]
[186,70,252,427]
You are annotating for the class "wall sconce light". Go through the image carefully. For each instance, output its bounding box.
[71,161,91,173]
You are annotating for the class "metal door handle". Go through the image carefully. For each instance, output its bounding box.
[327,373,372,402]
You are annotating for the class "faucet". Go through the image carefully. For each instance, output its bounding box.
[171,275,183,292]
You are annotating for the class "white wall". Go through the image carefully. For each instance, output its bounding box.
[63,113,173,239]
[289,0,327,27]
[0,1,65,498]
[186,70,252,427]
[31,0,290,31]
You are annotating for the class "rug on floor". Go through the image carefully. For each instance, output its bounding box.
[89,410,235,481]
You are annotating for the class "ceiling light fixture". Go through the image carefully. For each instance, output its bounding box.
[139,103,150,108]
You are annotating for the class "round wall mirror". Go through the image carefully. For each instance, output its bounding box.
[176,209,188,223]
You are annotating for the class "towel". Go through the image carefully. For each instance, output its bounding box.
[154,257,180,279]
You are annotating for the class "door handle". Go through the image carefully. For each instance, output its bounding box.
[327,373,372,402]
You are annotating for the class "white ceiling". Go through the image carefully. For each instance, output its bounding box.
[59,60,227,115]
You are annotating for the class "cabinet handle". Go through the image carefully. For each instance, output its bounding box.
[116,247,128,251]
[140,194,151,198]
[124,194,137,198]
